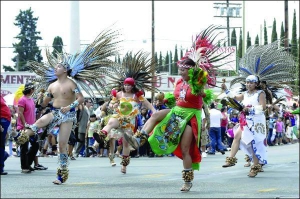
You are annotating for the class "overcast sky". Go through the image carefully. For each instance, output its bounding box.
[1,1,299,72]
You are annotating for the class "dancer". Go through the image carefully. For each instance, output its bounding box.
[93,51,157,174]
[221,40,297,177]
[124,25,229,191]
[12,28,121,184]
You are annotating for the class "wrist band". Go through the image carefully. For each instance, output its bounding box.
[69,100,79,109]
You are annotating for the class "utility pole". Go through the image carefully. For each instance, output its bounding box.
[151,0,155,103]
[226,0,230,46]
[213,1,242,46]
[284,0,289,48]
[242,0,245,56]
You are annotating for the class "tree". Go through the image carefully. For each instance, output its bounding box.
[231,28,237,46]
[271,18,278,43]
[11,7,43,71]
[52,36,64,58]
[155,52,159,72]
[280,21,285,47]
[164,51,169,72]
[264,20,268,45]
[3,65,15,72]
[255,34,259,45]
[237,29,243,58]
[291,9,298,60]
[246,31,251,49]
[158,51,163,72]
[180,46,183,58]
[169,51,174,75]
[173,45,178,75]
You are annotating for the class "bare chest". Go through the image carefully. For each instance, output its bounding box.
[51,84,74,99]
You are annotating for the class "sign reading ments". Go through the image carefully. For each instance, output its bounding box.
[1,72,37,96]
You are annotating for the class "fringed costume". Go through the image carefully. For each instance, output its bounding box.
[136,25,230,191]
[222,40,297,177]
[16,27,121,184]
[93,51,158,173]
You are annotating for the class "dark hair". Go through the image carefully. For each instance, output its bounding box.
[221,107,227,112]
[255,75,262,90]
[22,82,35,95]
[84,99,93,104]
[90,114,96,118]
[210,102,215,109]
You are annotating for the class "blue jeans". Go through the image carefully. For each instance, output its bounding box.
[1,118,10,173]
[267,128,274,146]
[209,127,225,153]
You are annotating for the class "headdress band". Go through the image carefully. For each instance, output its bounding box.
[124,77,135,86]
[246,75,258,82]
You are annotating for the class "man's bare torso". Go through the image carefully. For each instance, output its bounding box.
[49,78,76,108]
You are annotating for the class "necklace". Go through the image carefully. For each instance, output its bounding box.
[246,90,256,97]
[179,81,189,102]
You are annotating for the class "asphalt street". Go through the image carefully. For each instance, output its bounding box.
[1,143,299,198]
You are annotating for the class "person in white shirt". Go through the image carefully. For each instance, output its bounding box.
[207,102,226,155]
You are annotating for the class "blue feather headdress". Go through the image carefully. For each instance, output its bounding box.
[230,40,297,88]
[26,27,122,99]
[229,40,297,101]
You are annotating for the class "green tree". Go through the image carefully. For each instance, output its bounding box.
[180,46,183,58]
[264,20,268,45]
[52,36,64,58]
[164,51,169,72]
[280,21,285,46]
[155,52,159,72]
[3,65,15,72]
[291,9,298,60]
[173,45,178,75]
[271,18,278,42]
[231,28,237,46]
[170,51,175,75]
[237,29,243,58]
[246,31,251,49]
[12,7,43,71]
[158,51,163,72]
[255,34,259,45]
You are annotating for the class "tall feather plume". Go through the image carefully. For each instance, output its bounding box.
[26,27,122,100]
[186,25,234,87]
[105,50,159,93]
[232,40,297,87]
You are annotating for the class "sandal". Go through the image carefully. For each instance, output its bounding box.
[222,157,237,168]
[248,164,262,177]
[180,182,193,192]
[53,179,62,185]
[121,166,126,174]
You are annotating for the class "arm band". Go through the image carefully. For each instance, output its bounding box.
[225,89,234,98]
[69,100,79,109]
[73,87,81,94]
[45,92,54,98]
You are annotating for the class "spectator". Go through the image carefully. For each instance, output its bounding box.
[207,102,226,155]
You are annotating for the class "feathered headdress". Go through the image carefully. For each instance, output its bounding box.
[105,50,159,93]
[230,40,297,101]
[27,27,122,99]
[177,25,233,95]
